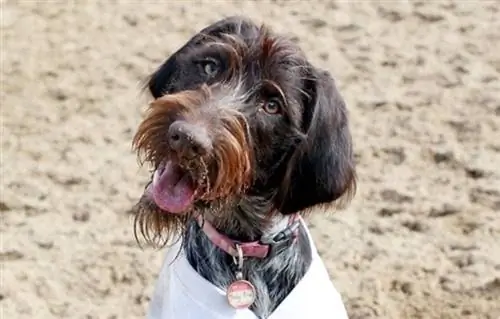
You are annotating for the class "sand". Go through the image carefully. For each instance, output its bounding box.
[1,1,499,318]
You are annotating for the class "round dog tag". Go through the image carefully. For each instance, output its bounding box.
[227,280,256,309]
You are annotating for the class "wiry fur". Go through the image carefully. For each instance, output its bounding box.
[183,220,311,319]
[132,16,356,318]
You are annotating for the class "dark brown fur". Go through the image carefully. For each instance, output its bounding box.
[131,16,356,317]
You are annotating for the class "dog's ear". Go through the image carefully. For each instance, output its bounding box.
[279,69,356,215]
[147,53,180,99]
[147,16,254,98]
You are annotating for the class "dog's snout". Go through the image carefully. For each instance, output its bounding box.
[168,121,212,158]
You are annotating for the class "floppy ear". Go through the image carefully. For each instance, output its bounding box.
[279,69,356,215]
[147,16,254,98]
[147,49,182,99]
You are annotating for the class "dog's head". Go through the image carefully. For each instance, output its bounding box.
[133,16,355,245]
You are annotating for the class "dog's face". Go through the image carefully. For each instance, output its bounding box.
[133,17,355,244]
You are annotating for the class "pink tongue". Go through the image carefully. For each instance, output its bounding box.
[151,162,195,214]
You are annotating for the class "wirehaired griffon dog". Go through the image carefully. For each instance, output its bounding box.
[132,16,355,319]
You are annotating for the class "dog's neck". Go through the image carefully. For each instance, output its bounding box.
[195,195,293,242]
[182,202,312,317]
[204,211,294,238]
[195,213,299,259]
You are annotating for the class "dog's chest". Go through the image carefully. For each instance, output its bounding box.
[147,223,349,319]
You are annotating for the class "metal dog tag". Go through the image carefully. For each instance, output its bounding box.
[227,275,256,309]
[227,245,256,309]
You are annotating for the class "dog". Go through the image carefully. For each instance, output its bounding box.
[132,16,356,319]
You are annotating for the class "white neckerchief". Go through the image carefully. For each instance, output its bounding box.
[147,217,349,319]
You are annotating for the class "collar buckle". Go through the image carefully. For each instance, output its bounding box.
[260,220,300,257]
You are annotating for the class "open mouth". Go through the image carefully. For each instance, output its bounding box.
[149,161,197,214]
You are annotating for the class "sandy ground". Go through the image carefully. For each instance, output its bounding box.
[1,1,500,318]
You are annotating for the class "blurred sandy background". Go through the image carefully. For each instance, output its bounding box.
[1,1,499,318]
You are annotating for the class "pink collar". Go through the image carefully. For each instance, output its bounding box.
[195,214,300,259]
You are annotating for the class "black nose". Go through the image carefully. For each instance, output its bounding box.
[168,121,212,158]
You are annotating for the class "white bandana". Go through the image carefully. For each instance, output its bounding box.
[147,218,349,319]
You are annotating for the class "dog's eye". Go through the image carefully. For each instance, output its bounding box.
[201,60,219,77]
[262,98,282,115]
